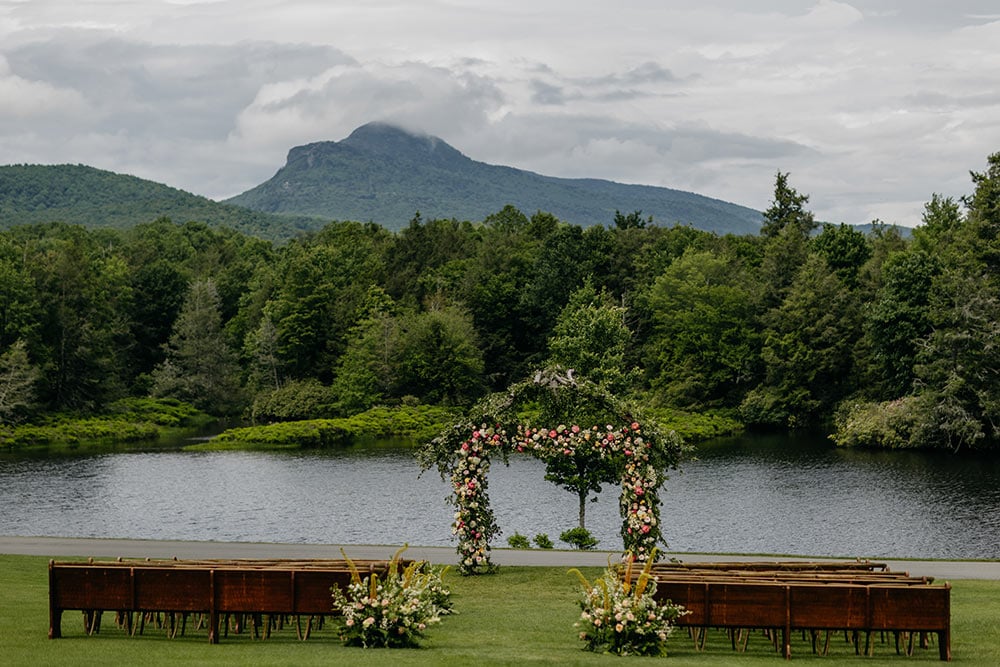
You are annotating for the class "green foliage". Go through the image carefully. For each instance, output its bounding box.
[560,526,599,550]
[206,404,459,450]
[7,150,1000,452]
[249,378,336,423]
[1,398,207,448]
[546,280,636,396]
[393,306,486,406]
[506,532,531,549]
[861,249,939,398]
[812,222,872,286]
[644,249,757,408]
[0,164,318,242]
[151,279,245,416]
[642,407,743,443]
[3,419,160,447]
[205,419,352,450]
[0,339,38,424]
[831,397,921,449]
[760,171,816,239]
[743,255,861,428]
[533,533,554,549]
[105,397,207,427]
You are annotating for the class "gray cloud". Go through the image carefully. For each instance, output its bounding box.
[1,1,999,225]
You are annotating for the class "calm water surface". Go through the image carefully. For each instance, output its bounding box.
[1,433,998,559]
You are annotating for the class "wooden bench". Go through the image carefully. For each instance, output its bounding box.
[48,558,401,643]
[646,572,951,660]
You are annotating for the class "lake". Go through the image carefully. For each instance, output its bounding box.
[1,433,998,559]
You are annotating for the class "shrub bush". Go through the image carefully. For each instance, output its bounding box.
[831,397,920,448]
[506,532,531,549]
[249,379,337,423]
[533,533,554,549]
[560,527,598,550]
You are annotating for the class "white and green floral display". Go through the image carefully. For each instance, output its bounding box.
[570,551,687,656]
[332,547,452,648]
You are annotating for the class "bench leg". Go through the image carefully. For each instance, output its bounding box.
[49,607,62,639]
[939,630,951,661]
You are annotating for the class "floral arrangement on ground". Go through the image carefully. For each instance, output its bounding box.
[331,547,452,648]
[569,550,687,656]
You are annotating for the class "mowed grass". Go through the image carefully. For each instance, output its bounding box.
[2,554,998,666]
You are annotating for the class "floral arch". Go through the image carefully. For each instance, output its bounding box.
[418,368,686,575]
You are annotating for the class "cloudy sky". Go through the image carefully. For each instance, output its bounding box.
[2,1,999,227]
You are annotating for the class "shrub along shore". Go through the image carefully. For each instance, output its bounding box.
[2,399,744,453]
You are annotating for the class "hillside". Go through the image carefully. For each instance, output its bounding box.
[227,122,763,234]
[0,164,319,241]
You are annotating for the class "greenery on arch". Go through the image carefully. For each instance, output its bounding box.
[418,367,687,575]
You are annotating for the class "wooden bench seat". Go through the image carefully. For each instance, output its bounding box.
[647,575,951,660]
[48,558,399,643]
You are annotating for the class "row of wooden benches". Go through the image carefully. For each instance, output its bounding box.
[48,558,404,643]
[49,557,952,660]
[627,560,951,661]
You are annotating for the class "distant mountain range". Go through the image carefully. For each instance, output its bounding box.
[227,122,763,234]
[0,164,319,241]
[1,122,767,240]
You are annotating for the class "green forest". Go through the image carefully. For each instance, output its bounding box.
[2,153,1000,452]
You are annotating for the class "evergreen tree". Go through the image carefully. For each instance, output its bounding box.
[741,255,860,428]
[760,171,816,239]
[151,279,244,415]
[0,339,39,424]
[331,286,400,414]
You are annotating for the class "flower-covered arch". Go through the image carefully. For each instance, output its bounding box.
[418,368,686,575]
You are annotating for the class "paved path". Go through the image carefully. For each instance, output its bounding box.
[3,536,998,579]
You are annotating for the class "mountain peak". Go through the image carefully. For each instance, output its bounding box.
[340,122,465,166]
[229,122,764,234]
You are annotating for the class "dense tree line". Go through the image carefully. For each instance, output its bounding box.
[2,153,1000,451]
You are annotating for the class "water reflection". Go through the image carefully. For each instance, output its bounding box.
[1,434,998,559]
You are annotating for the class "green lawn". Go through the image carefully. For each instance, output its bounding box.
[2,555,996,666]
